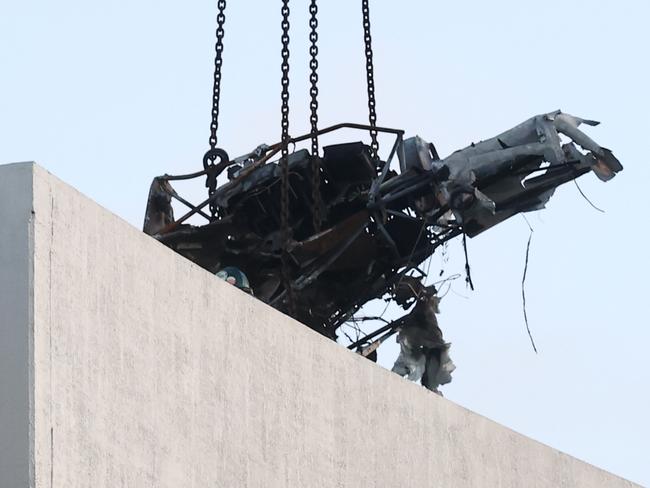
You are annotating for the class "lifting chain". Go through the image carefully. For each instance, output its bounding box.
[308,0,323,233]
[208,0,227,151]
[204,0,229,218]
[280,0,295,315]
[361,0,379,160]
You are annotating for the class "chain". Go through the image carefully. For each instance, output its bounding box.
[204,0,228,218]
[280,0,295,315]
[308,0,323,232]
[208,0,227,150]
[361,0,379,160]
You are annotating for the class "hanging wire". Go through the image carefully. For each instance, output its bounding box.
[521,229,538,353]
[574,179,605,213]
[462,232,475,291]
[519,215,538,352]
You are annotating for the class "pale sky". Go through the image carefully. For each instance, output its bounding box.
[1,0,649,485]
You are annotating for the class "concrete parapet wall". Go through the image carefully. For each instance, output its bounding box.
[0,162,638,487]
[0,163,34,488]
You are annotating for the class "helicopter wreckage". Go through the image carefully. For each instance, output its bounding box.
[143,111,622,393]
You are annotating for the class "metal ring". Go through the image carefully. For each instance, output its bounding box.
[203,147,230,170]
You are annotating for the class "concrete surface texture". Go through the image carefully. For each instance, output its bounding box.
[0,162,639,487]
[0,163,34,488]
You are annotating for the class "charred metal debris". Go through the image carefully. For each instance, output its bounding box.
[143,112,622,393]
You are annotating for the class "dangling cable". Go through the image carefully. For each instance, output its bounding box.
[520,215,538,353]
[521,230,538,353]
[462,232,475,291]
[361,0,379,160]
[280,0,295,315]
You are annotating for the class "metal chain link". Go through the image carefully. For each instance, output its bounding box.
[208,0,227,150]
[361,0,379,160]
[203,0,228,218]
[280,0,295,315]
[308,0,323,232]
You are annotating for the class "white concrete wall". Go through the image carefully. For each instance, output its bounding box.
[1,162,639,487]
[0,163,34,488]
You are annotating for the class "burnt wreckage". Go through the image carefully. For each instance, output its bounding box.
[143,111,622,392]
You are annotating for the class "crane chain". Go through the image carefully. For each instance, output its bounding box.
[280,0,295,315]
[308,0,323,233]
[361,0,379,160]
[209,0,227,150]
[205,0,228,218]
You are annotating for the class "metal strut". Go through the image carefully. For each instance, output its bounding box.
[280,0,295,315]
[361,0,379,160]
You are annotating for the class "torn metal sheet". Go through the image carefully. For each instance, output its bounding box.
[142,113,622,392]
